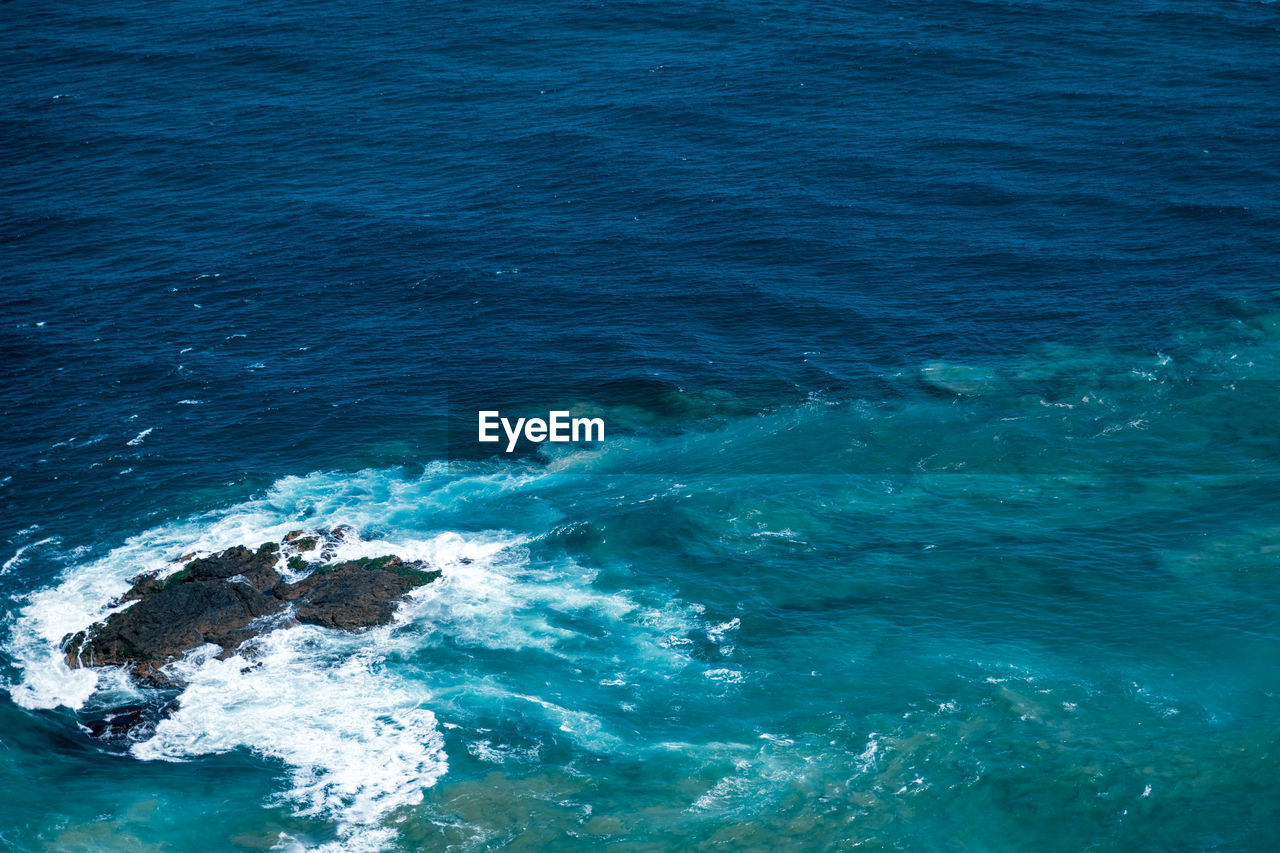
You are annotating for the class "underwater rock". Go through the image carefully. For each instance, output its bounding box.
[62,535,440,687]
[81,705,150,741]
[920,361,1006,396]
[79,701,177,743]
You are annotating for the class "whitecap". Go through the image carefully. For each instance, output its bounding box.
[1,536,59,575]
[135,628,447,844]
[6,459,723,846]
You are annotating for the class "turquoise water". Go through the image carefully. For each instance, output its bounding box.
[5,304,1279,850]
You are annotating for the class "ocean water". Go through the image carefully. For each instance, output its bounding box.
[2,0,1279,850]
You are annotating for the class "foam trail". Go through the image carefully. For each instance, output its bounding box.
[2,536,58,575]
[135,628,447,850]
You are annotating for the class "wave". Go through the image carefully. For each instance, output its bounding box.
[4,459,729,849]
[7,306,1280,847]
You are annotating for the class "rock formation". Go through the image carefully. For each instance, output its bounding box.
[63,532,440,692]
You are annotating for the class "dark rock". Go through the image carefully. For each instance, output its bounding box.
[64,540,440,685]
[66,577,285,683]
[82,705,148,740]
[182,543,279,588]
[118,572,163,603]
[79,698,179,742]
[283,530,318,552]
[81,704,157,741]
[283,556,442,630]
[318,525,353,559]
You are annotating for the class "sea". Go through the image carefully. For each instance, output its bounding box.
[2,1,1278,850]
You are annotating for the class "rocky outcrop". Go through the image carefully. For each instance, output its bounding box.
[277,556,437,630]
[62,534,440,687]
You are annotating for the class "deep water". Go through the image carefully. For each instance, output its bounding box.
[2,0,1278,850]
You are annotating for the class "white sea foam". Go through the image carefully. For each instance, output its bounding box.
[707,617,740,643]
[126,427,154,446]
[1,536,58,575]
[5,459,724,848]
[703,668,744,684]
[466,738,540,765]
[5,524,467,845]
[135,627,448,845]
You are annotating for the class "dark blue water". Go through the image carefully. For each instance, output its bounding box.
[3,1,1278,850]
